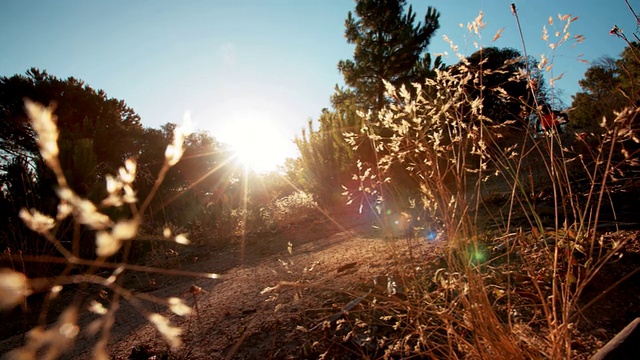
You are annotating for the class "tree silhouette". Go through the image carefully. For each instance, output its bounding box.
[571,43,640,130]
[458,47,545,125]
[0,69,144,260]
[0,69,143,183]
[295,1,442,209]
[338,0,440,112]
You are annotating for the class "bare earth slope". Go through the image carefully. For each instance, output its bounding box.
[1,212,429,359]
[96,215,428,359]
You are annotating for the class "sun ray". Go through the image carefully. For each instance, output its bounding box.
[161,152,236,210]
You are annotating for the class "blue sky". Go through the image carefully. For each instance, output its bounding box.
[1,0,637,165]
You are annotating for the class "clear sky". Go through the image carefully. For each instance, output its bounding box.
[1,0,637,169]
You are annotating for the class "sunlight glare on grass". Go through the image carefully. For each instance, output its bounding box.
[217,108,291,173]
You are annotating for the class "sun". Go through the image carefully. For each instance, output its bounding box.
[216,109,292,173]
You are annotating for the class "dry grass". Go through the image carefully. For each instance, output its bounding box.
[0,100,217,359]
[333,8,640,360]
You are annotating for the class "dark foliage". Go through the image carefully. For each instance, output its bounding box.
[571,43,640,130]
[338,0,441,112]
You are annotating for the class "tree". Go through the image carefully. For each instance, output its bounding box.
[134,124,234,230]
[617,42,640,104]
[570,57,626,130]
[457,47,548,125]
[571,43,640,130]
[296,1,442,210]
[338,0,441,112]
[294,90,358,208]
[0,69,144,190]
[0,155,38,220]
[0,69,144,260]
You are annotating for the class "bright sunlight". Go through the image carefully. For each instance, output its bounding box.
[216,108,292,173]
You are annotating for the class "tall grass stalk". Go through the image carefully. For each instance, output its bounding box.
[345,8,639,359]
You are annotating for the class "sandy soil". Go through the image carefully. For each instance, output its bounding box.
[1,211,438,359]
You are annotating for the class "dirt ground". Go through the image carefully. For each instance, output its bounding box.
[0,211,436,359]
[1,208,639,359]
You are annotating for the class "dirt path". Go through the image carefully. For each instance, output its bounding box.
[99,216,424,360]
[1,212,432,359]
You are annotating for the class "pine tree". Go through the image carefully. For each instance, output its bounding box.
[570,57,626,130]
[294,90,358,208]
[337,0,440,112]
[571,43,640,130]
